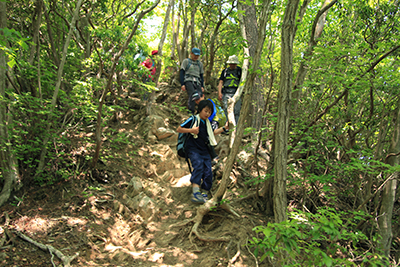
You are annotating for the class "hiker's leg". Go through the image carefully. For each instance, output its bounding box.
[188,151,204,186]
[200,158,213,192]
[185,82,197,114]
[222,93,229,119]
[234,96,242,124]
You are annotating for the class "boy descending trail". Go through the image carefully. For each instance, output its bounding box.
[176,100,217,203]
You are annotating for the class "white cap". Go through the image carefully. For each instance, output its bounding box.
[226,55,239,64]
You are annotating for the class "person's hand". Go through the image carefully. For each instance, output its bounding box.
[224,121,229,130]
[192,126,199,135]
[181,85,186,91]
[201,87,204,92]
[218,93,222,101]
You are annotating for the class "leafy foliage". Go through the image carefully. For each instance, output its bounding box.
[249,208,389,266]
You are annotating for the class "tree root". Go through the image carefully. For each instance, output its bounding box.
[169,199,240,243]
[14,230,79,267]
[227,240,241,267]
[189,199,236,243]
[220,203,240,218]
[169,218,194,228]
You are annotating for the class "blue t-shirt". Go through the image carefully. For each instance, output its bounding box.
[180,116,209,156]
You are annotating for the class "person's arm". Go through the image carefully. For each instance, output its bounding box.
[177,125,199,134]
[200,73,204,87]
[218,80,223,101]
[213,124,229,135]
[179,69,186,91]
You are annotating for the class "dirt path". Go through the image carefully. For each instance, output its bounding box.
[0,85,269,266]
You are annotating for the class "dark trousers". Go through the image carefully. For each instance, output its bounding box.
[185,81,202,114]
[188,151,213,191]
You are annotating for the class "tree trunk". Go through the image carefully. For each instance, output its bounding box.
[377,97,400,257]
[204,3,234,86]
[212,0,269,203]
[274,0,300,223]
[240,2,264,131]
[170,4,177,60]
[189,0,196,49]
[0,0,18,207]
[179,0,190,62]
[44,4,60,67]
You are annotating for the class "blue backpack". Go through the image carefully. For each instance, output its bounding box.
[176,116,197,158]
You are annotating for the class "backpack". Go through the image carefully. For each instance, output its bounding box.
[209,98,226,127]
[150,57,155,68]
[176,116,197,158]
[223,67,241,80]
[184,58,200,72]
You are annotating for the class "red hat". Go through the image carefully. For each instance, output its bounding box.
[151,50,158,55]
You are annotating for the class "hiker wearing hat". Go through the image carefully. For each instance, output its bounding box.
[180,48,205,114]
[217,55,242,124]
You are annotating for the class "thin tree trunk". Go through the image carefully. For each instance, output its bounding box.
[240,1,263,130]
[274,0,300,223]
[179,0,190,62]
[189,0,196,49]
[44,4,60,66]
[170,4,176,60]
[176,0,182,62]
[29,0,43,65]
[377,97,400,256]
[204,3,234,85]
[0,0,18,207]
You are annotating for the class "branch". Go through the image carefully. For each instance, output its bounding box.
[15,230,79,267]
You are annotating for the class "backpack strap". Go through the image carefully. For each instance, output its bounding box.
[185,58,192,72]
[184,115,197,173]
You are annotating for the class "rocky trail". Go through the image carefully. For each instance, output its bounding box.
[0,83,270,267]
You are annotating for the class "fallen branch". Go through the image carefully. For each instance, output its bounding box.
[14,230,79,267]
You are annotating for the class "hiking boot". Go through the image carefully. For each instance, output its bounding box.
[191,192,205,204]
[202,193,208,202]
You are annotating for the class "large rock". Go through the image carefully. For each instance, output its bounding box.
[149,144,187,177]
[126,177,143,198]
[137,115,165,142]
[124,192,159,220]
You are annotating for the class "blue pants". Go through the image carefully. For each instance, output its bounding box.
[188,151,213,191]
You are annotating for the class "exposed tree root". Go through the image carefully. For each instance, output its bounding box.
[227,240,241,267]
[169,218,194,228]
[189,199,236,243]
[14,230,79,267]
[169,198,240,243]
[220,203,240,218]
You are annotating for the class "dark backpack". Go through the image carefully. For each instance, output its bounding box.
[223,67,242,80]
[184,58,201,72]
[176,116,197,158]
